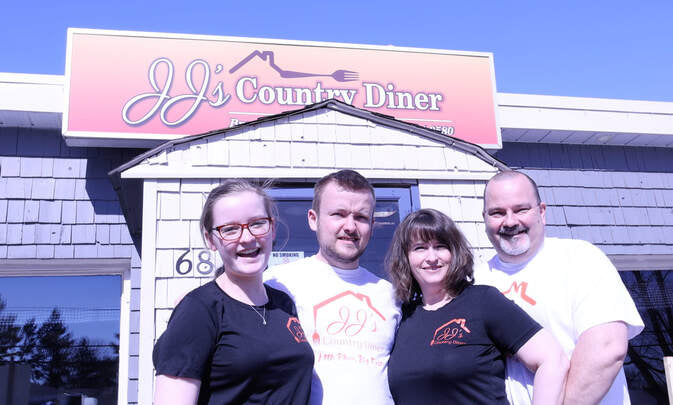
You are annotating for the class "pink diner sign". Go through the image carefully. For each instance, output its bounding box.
[64,28,501,148]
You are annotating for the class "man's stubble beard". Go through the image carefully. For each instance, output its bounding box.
[497,226,531,257]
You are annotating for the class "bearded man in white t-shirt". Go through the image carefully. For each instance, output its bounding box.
[264,169,400,405]
[475,170,643,405]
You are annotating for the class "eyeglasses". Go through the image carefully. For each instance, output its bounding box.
[211,217,273,241]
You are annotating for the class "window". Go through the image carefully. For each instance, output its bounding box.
[619,270,673,404]
[268,187,413,279]
[0,259,129,405]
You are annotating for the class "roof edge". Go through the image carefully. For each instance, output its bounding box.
[498,92,673,114]
[109,99,507,179]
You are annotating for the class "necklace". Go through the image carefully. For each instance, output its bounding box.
[423,295,454,311]
[249,304,267,325]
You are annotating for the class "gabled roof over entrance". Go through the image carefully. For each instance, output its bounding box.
[109,99,507,240]
[109,98,507,180]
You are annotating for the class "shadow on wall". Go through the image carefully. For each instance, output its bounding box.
[83,146,146,253]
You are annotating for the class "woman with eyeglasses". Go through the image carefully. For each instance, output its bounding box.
[152,180,314,405]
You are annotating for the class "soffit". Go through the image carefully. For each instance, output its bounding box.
[498,93,673,147]
[0,73,64,130]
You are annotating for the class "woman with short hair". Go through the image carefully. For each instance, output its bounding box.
[386,208,568,405]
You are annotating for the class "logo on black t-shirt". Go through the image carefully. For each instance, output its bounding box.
[430,318,471,346]
[286,317,308,343]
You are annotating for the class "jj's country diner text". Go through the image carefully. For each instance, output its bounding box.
[122,58,453,135]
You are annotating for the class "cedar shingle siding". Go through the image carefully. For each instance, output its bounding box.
[493,142,673,256]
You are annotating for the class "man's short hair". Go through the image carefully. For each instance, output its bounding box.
[312,169,376,212]
[484,170,542,205]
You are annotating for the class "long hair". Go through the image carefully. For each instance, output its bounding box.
[385,209,474,303]
[199,179,277,277]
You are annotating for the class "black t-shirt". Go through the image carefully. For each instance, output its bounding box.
[153,281,315,405]
[388,285,542,405]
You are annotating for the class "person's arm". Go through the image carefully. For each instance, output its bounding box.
[153,293,216,405]
[563,321,628,405]
[154,374,201,405]
[515,329,569,405]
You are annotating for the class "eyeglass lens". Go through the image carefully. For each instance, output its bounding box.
[217,218,271,240]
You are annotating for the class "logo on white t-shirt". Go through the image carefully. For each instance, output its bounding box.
[311,290,386,344]
[501,281,537,306]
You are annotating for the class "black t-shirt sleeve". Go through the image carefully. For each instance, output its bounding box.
[267,287,299,317]
[480,286,542,355]
[153,294,218,380]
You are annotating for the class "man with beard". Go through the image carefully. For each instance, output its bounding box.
[265,169,400,405]
[475,170,643,405]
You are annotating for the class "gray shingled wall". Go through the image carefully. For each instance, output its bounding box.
[0,127,145,258]
[0,126,146,403]
[492,142,673,256]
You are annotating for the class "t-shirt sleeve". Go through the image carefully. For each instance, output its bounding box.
[480,286,542,355]
[268,286,299,317]
[153,294,218,380]
[263,266,294,299]
[569,241,644,340]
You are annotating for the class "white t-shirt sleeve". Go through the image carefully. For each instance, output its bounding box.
[263,264,294,299]
[569,241,644,340]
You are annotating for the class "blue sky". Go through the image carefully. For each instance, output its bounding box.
[2,1,673,102]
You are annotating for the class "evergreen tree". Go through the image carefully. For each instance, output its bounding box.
[0,297,119,394]
[17,318,38,363]
[621,270,673,402]
[69,337,101,388]
[0,295,21,363]
[33,309,74,387]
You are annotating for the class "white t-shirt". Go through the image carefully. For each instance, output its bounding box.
[264,256,401,405]
[475,237,644,405]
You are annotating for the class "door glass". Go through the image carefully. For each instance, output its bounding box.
[619,270,672,405]
[270,187,412,279]
[362,198,404,279]
[0,275,120,405]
